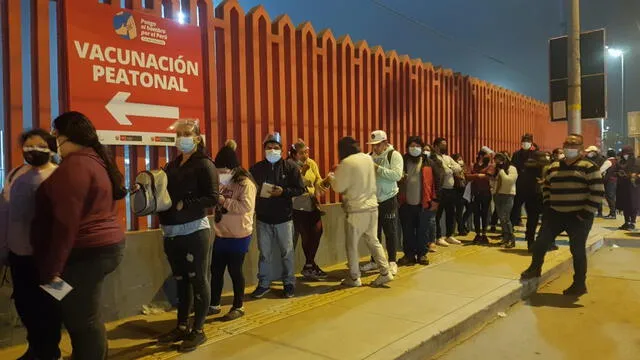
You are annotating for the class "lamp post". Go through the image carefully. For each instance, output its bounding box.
[607,47,625,138]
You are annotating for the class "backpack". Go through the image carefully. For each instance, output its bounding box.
[131,169,172,216]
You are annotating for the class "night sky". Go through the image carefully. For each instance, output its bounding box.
[235,0,640,138]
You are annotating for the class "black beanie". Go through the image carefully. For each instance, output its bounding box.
[214,140,240,169]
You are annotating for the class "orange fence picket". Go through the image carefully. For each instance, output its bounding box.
[1,0,600,231]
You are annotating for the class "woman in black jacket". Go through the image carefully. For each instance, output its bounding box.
[157,120,219,352]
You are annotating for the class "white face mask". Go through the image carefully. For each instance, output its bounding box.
[587,152,596,158]
[623,154,630,160]
[457,160,464,166]
[423,151,431,157]
[266,149,282,164]
[522,142,532,150]
[564,148,579,159]
[219,172,233,186]
[409,147,422,157]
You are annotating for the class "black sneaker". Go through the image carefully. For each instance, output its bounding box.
[397,256,416,266]
[480,235,490,244]
[489,226,497,233]
[618,223,631,230]
[629,223,636,230]
[158,326,190,344]
[417,255,430,265]
[301,265,316,280]
[283,284,295,298]
[563,284,587,296]
[604,214,616,219]
[471,235,482,244]
[251,286,271,298]
[222,307,245,322]
[312,265,328,280]
[504,240,516,249]
[520,268,541,280]
[180,330,206,352]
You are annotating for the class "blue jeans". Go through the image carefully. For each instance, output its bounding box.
[495,194,515,240]
[400,205,436,258]
[257,221,296,288]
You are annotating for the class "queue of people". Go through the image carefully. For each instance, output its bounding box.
[0,112,631,356]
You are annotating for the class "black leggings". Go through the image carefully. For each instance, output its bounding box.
[293,210,323,266]
[473,193,492,234]
[211,250,246,309]
[9,253,61,360]
[164,229,211,331]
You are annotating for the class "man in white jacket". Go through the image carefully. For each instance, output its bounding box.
[332,137,393,287]
[360,130,403,275]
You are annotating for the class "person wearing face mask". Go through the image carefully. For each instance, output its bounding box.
[522,134,604,297]
[250,132,305,299]
[156,119,219,351]
[397,136,438,266]
[599,149,618,219]
[0,129,60,360]
[288,140,330,280]
[360,130,403,276]
[613,146,640,230]
[519,151,550,252]
[467,149,495,244]
[208,140,256,321]
[31,112,127,359]
[431,137,463,246]
[492,152,518,248]
[511,133,538,227]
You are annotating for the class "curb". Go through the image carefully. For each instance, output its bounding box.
[390,232,608,360]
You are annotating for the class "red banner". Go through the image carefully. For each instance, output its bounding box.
[63,0,204,145]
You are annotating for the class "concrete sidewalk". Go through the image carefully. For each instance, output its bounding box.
[0,219,617,359]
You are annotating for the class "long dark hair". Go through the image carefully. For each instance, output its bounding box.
[53,111,127,200]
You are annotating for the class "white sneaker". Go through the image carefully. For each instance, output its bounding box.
[389,262,398,276]
[371,272,394,286]
[360,261,378,272]
[446,236,462,245]
[341,277,362,287]
[436,237,449,247]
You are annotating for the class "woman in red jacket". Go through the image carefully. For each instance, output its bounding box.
[32,111,126,360]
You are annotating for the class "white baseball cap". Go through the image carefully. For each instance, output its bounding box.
[585,145,599,153]
[367,130,388,145]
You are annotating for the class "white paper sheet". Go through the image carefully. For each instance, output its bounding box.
[260,182,275,198]
[40,280,73,301]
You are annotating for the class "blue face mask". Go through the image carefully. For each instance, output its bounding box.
[266,149,282,164]
[177,136,196,154]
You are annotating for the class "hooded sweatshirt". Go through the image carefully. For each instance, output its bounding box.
[370,145,403,202]
[215,176,256,238]
[332,152,379,213]
[31,148,124,282]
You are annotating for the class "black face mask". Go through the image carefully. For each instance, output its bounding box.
[23,150,51,167]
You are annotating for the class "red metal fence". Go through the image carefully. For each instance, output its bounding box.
[1,0,599,231]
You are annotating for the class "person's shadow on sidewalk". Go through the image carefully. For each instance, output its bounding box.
[525,292,584,309]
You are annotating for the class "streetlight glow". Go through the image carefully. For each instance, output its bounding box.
[177,12,186,24]
[608,48,624,58]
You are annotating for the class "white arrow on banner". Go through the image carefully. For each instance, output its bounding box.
[105,92,180,125]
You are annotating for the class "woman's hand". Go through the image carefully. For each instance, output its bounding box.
[176,200,184,211]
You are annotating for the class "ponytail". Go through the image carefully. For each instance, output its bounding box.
[90,142,127,200]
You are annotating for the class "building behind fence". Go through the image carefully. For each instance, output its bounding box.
[1,0,600,231]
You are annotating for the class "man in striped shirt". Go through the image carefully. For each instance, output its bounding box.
[521,134,604,296]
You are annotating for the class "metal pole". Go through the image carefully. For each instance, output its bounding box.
[621,54,625,138]
[567,0,582,134]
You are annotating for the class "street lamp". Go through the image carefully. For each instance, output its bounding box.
[607,47,625,139]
